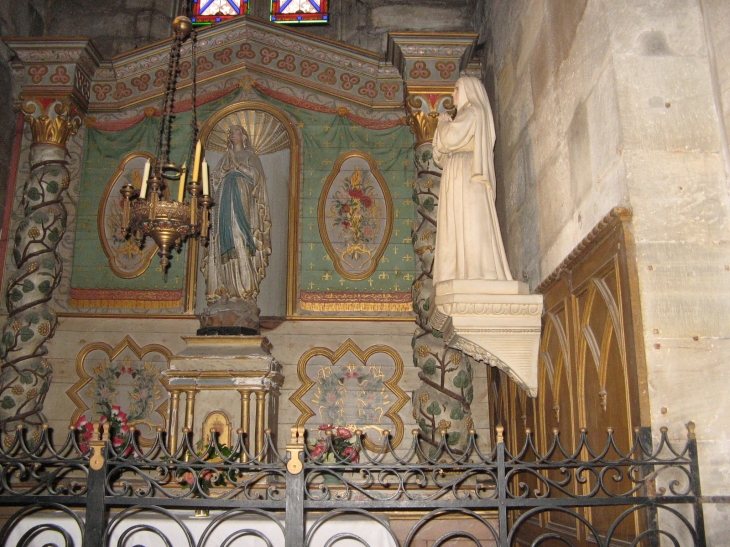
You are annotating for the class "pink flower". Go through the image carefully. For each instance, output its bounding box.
[318,424,334,431]
[74,416,88,429]
[342,221,350,230]
[326,393,337,404]
[111,405,121,414]
[112,436,124,447]
[117,411,128,422]
[362,226,374,239]
[336,428,352,439]
[121,424,130,434]
[311,443,325,458]
[341,204,350,213]
[200,470,213,482]
[342,446,359,463]
[181,471,194,485]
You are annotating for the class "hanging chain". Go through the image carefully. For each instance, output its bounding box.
[156,31,185,173]
[187,29,199,170]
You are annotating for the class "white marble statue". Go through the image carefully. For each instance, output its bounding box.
[432,76,513,284]
[205,125,272,304]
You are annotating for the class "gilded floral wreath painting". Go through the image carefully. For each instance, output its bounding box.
[67,337,171,445]
[291,339,407,450]
[318,152,393,281]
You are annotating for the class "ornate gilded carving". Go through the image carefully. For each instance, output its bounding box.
[0,96,83,436]
[290,339,408,451]
[21,97,81,147]
[405,94,454,147]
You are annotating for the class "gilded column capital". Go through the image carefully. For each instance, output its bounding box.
[405,92,455,147]
[20,96,82,148]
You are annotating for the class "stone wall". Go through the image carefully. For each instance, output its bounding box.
[481,0,730,541]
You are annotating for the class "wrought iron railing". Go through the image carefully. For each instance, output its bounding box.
[0,422,725,546]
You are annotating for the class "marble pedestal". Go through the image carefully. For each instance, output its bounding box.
[163,336,283,455]
[430,280,543,397]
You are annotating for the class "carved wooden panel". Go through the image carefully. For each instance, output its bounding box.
[487,209,649,545]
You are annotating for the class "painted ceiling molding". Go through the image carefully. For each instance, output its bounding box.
[7,20,479,114]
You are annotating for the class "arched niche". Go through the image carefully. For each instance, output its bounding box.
[190,101,301,318]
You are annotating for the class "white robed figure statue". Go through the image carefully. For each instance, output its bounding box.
[203,125,271,329]
[432,76,513,284]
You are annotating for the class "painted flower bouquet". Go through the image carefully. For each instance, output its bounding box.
[74,403,132,456]
[309,424,359,464]
[177,440,240,495]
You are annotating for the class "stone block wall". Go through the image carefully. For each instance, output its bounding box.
[481,0,730,541]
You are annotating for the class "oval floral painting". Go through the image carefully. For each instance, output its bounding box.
[98,152,158,278]
[318,152,393,280]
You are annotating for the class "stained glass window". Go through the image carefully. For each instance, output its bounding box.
[271,0,329,24]
[192,0,247,25]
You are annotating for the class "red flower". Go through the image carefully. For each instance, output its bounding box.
[349,189,364,200]
[310,443,325,458]
[336,427,352,439]
[342,221,350,230]
[341,204,350,213]
[362,196,372,208]
[342,446,359,463]
[318,424,334,431]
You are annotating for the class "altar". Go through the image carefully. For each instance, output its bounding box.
[5,509,397,547]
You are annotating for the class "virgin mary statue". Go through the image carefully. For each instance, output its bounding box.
[203,125,271,328]
[432,76,513,284]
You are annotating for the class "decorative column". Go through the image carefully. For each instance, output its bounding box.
[0,97,80,436]
[0,40,100,439]
[388,33,481,454]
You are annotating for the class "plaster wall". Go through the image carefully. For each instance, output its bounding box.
[482,0,730,540]
[42,318,473,457]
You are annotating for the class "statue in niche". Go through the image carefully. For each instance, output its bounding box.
[200,125,272,332]
[432,76,513,284]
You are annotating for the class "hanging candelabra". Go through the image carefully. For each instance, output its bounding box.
[120,15,212,273]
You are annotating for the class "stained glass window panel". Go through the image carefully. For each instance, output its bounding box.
[192,0,247,25]
[271,0,329,24]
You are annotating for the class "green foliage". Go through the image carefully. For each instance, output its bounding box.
[22,280,35,293]
[32,211,49,224]
[19,371,33,384]
[26,312,40,325]
[48,228,60,243]
[38,280,52,295]
[12,248,21,266]
[27,187,41,201]
[20,326,35,342]
[453,369,471,389]
[421,298,430,312]
[418,417,430,433]
[422,197,435,212]
[466,386,474,405]
[2,332,14,347]
[426,401,441,416]
[447,432,461,446]
[46,180,59,194]
[42,257,56,270]
[9,289,23,303]
[422,358,437,376]
[1,396,16,409]
[450,406,465,420]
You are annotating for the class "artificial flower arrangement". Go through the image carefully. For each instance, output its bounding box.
[177,439,240,495]
[309,424,359,463]
[74,403,132,456]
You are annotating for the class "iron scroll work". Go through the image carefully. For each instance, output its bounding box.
[0,423,725,546]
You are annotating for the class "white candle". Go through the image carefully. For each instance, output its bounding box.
[140,159,150,199]
[192,139,202,182]
[202,159,209,196]
[177,163,187,202]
